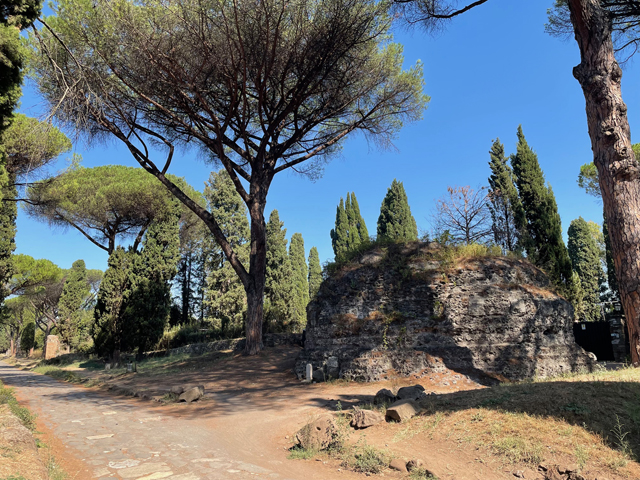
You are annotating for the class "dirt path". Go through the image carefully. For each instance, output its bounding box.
[0,360,370,480]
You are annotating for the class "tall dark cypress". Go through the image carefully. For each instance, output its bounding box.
[308,247,322,299]
[330,198,349,260]
[289,233,309,331]
[511,126,572,284]
[265,210,293,332]
[568,217,605,322]
[58,259,90,349]
[350,192,369,243]
[377,179,418,242]
[487,138,525,252]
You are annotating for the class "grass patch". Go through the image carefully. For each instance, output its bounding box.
[409,468,439,480]
[342,441,390,474]
[31,366,83,384]
[0,381,36,431]
[287,445,318,460]
[404,367,640,476]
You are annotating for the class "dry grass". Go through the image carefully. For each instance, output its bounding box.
[396,366,640,477]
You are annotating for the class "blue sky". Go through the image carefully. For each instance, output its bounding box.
[16,0,631,272]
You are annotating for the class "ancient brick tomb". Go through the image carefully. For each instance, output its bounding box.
[296,243,594,382]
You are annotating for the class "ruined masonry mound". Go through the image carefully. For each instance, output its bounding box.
[296,242,594,382]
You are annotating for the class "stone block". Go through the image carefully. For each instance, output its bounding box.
[45,335,60,360]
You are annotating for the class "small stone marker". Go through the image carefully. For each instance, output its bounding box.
[126,363,133,373]
[105,363,111,371]
[44,335,60,360]
[305,363,312,382]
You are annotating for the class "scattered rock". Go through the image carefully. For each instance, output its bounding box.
[396,385,426,401]
[385,399,419,422]
[312,369,326,382]
[295,415,337,451]
[350,409,384,429]
[406,459,424,471]
[178,385,204,403]
[373,388,396,406]
[170,386,185,395]
[558,465,577,475]
[388,459,408,473]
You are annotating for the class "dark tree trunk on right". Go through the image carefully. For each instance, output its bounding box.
[568,0,640,364]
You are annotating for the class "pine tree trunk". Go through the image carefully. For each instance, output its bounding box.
[244,195,267,355]
[568,0,640,364]
[244,198,267,355]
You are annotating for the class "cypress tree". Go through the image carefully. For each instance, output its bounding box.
[265,210,293,332]
[203,170,250,337]
[487,138,525,252]
[308,247,322,299]
[58,259,90,349]
[289,233,309,331]
[331,192,369,261]
[377,179,418,242]
[330,198,349,260]
[350,192,369,243]
[94,204,181,359]
[568,217,605,322]
[123,205,181,356]
[93,247,135,361]
[511,126,572,284]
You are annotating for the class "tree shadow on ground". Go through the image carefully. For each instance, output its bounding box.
[312,375,640,461]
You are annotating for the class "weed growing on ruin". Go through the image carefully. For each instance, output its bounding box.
[611,415,633,459]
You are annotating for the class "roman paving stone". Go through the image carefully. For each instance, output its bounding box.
[0,361,282,480]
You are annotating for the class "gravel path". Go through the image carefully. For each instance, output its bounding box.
[0,361,292,480]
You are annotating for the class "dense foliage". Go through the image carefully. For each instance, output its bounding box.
[511,126,572,285]
[377,179,418,242]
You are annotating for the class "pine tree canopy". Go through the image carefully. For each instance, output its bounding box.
[511,126,572,284]
[568,217,606,322]
[377,179,418,242]
[1,114,71,178]
[308,246,322,300]
[26,165,199,254]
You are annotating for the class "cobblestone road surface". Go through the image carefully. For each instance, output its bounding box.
[0,361,294,480]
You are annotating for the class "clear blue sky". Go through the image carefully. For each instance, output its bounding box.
[16,0,633,272]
